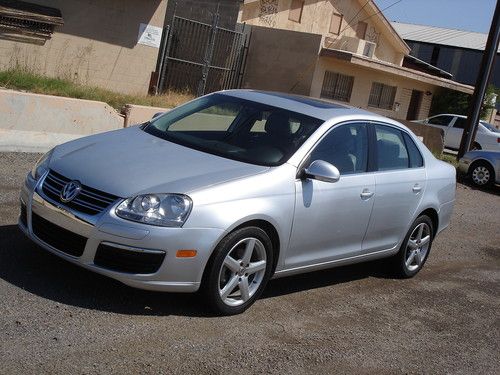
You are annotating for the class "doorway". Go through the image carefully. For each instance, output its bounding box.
[406,90,423,120]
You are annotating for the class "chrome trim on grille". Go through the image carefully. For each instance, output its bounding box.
[40,170,120,217]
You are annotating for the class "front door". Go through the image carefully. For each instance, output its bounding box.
[286,123,375,269]
[406,90,423,120]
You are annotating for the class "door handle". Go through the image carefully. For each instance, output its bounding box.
[412,184,422,193]
[360,189,374,199]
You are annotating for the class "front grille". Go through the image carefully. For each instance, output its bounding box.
[42,170,119,215]
[94,243,166,274]
[20,202,27,227]
[31,213,87,257]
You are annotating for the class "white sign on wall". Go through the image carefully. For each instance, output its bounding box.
[137,23,163,48]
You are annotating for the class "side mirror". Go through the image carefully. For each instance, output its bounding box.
[304,160,340,183]
[152,112,165,120]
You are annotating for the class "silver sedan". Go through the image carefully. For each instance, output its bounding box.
[19,90,456,315]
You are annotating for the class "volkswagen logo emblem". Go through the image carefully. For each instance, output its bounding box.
[60,181,81,203]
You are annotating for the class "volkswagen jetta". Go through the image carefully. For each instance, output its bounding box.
[19,90,456,314]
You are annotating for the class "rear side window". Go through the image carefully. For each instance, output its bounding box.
[375,125,409,171]
[402,133,424,168]
[453,117,467,129]
[428,115,453,126]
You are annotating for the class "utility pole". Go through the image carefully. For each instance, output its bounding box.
[457,0,500,160]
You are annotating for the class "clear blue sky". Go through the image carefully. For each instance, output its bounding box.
[374,0,497,33]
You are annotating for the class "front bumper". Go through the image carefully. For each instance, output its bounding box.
[19,172,225,293]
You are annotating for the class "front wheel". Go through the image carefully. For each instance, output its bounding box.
[202,227,274,315]
[390,215,434,278]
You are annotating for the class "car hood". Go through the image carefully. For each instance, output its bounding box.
[49,126,270,198]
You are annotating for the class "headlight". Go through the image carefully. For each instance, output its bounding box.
[115,194,192,227]
[31,148,54,180]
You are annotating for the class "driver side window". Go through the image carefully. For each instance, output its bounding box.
[309,123,368,175]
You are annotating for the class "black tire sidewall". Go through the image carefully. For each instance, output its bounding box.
[202,226,274,315]
[396,215,434,278]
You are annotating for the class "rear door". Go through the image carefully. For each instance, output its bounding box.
[445,117,466,149]
[426,115,454,148]
[362,123,426,253]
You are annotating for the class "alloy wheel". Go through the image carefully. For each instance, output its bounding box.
[218,237,267,307]
[405,223,431,272]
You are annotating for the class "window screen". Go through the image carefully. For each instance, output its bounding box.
[320,71,354,102]
[356,21,367,39]
[329,13,343,35]
[289,0,304,22]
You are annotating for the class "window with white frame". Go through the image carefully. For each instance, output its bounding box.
[320,71,354,102]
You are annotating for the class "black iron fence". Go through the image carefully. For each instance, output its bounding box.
[156,10,247,96]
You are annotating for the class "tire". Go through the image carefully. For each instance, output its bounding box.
[202,227,274,315]
[390,215,434,278]
[469,161,494,187]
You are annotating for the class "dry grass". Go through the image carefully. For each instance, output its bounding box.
[0,68,193,111]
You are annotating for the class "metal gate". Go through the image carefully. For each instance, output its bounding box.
[156,10,248,96]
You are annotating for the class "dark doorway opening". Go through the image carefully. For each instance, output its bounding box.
[406,90,423,120]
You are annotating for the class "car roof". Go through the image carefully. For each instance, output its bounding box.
[220,89,391,122]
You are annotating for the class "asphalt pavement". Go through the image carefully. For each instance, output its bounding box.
[0,152,499,374]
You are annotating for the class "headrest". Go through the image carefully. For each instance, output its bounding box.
[265,112,291,137]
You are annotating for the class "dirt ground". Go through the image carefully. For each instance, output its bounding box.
[0,152,498,374]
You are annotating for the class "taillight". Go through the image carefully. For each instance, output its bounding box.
[497,137,500,143]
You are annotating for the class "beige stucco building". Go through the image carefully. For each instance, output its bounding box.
[239,0,474,120]
[0,0,168,94]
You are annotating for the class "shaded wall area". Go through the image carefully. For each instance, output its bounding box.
[0,0,167,94]
[242,25,322,96]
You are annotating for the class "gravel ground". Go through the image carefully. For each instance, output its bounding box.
[0,152,499,374]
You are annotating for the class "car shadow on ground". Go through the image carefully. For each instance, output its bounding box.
[0,224,392,317]
[457,177,500,196]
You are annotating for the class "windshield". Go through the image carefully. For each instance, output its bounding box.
[143,93,324,166]
[480,121,500,133]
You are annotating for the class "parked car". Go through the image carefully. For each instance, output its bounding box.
[415,114,500,151]
[458,150,500,187]
[19,90,456,315]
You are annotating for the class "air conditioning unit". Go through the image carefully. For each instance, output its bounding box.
[360,40,376,58]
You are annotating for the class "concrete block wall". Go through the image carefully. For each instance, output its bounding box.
[0,0,167,95]
[0,89,123,152]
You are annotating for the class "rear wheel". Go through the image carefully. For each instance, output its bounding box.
[390,215,434,278]
[469,161,494,187]
[202,227,273,315]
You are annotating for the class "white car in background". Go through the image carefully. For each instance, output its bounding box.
[416,114,500,151]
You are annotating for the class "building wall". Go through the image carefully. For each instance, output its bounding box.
[407,41,500,88]
[0,0,167,94]
[238,0,405,65]
[310,57,436,120]
[165,0,241,29]
[242,25,322,95]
